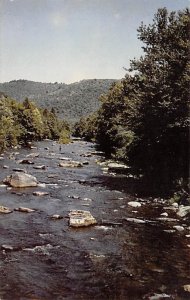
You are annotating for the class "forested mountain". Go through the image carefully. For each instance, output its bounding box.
[0,79,116,122]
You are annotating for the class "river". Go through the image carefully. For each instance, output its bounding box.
[0,140,189,300]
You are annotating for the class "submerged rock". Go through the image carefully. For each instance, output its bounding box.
[0,205,12,214]
[69,210,97,227]
[3,172,38,188]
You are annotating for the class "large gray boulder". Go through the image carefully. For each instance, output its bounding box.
[3,172,38,188]
[69,210,97,227]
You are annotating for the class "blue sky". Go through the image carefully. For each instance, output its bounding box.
[0,0,188,83]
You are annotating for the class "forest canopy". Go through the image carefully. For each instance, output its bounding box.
[0,93,70,152]
[74,8,190,194]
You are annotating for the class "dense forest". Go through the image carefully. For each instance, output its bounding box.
[0,79,115,122]
[74,8,190,198]
[0,93,70,153]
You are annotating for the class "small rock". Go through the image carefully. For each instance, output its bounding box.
[125,218,146,224]
[79,179,86,184]
[163,230,176,233]
[14,207,35,213]
[107,162,129,170]
[83,198,92,201]
[26,152,39,158]
[33,165,46,170]
[12,168,26,173]
[2,245,14,251]
[69,210,97,227]
[160,212,168,217]
[173,225,185,232]
[157,217,178,222]
[183,285,190,292]
[83,161,89,165]
[19,159,34,165]
[38,183,46,188]
[3,165,9,169]
[33,191,49,196]
[59,157,71,161]
[128,201,141,208]
[51,214,63,220]
[0,205,12,214]
[148,293,170,300]
[172,202,179,208]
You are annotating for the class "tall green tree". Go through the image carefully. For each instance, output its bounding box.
[127,8,190,186]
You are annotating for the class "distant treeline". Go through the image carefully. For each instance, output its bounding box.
[0,94,70,152]
[74,8,190,196]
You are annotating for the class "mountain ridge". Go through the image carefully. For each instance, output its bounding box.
[0,79,116,122]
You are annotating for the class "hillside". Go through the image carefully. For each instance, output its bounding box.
[0,79,116,122]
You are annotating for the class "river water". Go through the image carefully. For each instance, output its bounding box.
[0,140,189,300]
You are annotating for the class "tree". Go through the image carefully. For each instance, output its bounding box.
[127,8,190,188]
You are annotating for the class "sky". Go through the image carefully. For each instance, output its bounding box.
[0,0,188,83]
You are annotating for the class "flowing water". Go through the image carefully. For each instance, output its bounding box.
[0,140,189,300]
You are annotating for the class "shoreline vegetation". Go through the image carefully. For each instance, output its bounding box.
[73,8,190,201]
[0,93,70,152]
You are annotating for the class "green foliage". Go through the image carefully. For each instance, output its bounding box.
[0,95,70,152]
[0,79,115,123]
[74,112,98,142]
[58,129,71,144]
[74,8,189,194]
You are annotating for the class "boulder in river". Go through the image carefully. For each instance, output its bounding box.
[69,210,97,227]
[0,205,12,214]
[3,172,38,188]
